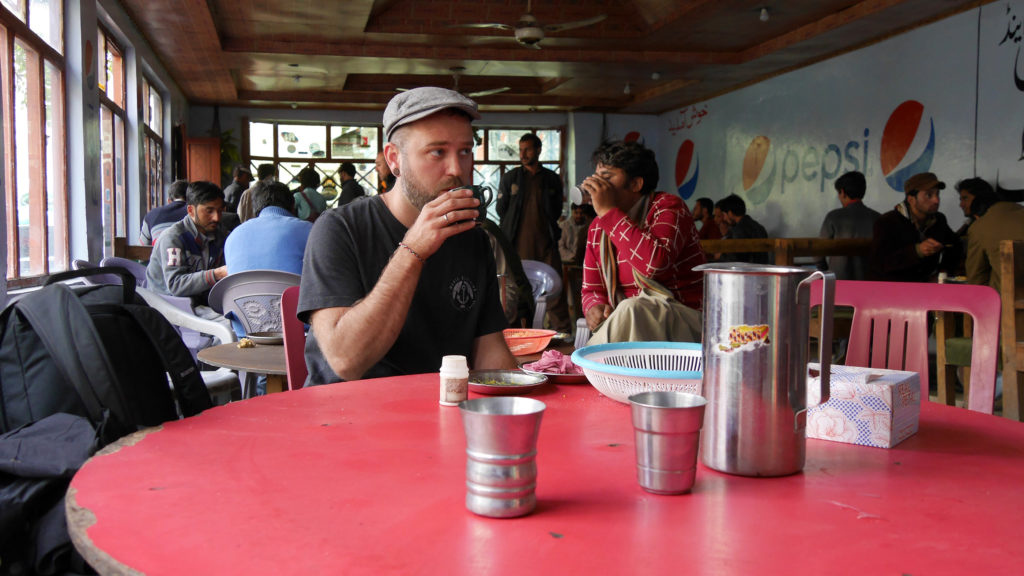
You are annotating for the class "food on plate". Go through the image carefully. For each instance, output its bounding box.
[718,324,770,352]
[523,350,583,375]
[237,338,255,349]
[470,378,517,387]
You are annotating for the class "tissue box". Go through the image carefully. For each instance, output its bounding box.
[805,363,920,448]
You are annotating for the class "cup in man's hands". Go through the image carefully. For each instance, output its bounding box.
[449,185,493,220]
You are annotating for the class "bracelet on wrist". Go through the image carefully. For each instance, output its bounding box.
[397,241,426,262]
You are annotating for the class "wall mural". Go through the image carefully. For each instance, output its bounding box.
[662,3,1024,237]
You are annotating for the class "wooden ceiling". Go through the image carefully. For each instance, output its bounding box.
[120,0,993,114]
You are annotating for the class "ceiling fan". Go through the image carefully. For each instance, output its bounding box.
[451,0,606,49]
[397,66,510,98]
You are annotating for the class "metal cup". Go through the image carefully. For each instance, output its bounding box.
[459,397,546,518]
[629,391,707,495]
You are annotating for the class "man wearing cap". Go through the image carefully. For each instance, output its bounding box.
[868,172,961,282]
[297,87,517,385]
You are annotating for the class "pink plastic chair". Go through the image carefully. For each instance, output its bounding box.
[280,286,307,390]
[811,280,1001,413]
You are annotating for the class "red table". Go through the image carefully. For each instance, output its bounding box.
[67,374,1024,575]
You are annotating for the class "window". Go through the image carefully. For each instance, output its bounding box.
[142,78,163,211]
[248,122,382,205]
[98,26,125,256]
[246,122,564,217]
[2,1,67,284]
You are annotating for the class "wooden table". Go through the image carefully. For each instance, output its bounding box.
[196,342,287,394]
[67,373,1024,575]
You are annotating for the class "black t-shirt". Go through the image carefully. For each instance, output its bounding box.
[298,195,507,385]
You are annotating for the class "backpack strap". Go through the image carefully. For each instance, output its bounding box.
[121,304,213,416]
[13,285,133,430]
[298,189,321,221]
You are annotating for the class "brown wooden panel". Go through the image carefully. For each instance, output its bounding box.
[186,138,221,184]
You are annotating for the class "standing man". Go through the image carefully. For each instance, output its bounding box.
[237,163,277,223]
[297,87,516,385]
[496,133,570,332]
[293,167,328,222]
[868,172,961,282]
[819,171,881,280]
[693,197,722,241]
[579,140,705,344]
[375,151,396,194]
[336,162,366,207]
[139,180,188,245]
[222,164,253,213]
[146,181,229,310]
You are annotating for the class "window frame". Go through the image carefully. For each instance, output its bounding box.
[97,24,126,256]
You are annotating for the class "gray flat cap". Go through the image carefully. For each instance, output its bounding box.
[383,87,480,142]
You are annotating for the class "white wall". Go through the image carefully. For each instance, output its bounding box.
[658,3,1024,238]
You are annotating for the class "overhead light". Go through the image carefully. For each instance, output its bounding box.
[624,82,632,95]
[760,7,770,22]
[651,72,661,81]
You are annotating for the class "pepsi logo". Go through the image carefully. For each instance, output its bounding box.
[675,140,699,199]
[880,100,935,192]
[624,131,641,143]
[742,135,776,204]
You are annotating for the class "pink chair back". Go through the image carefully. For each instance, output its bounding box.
[811,280,1001,413]
[280,286,307,390]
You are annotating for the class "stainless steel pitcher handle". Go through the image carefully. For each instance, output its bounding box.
[794,271,835,430]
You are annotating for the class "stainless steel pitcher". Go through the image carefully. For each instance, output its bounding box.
[694,263,834,477]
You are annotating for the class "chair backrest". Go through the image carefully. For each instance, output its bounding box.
[522,259,563,329]
[99,256,148,287]
[209,270,301,335]
[1000,240,1024,420]
[280,286,307,390]
[74,259,126,286]
[811,280,1001,413]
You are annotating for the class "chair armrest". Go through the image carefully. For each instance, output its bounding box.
[137,287,236,344]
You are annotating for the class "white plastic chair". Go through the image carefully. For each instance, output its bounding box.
[208,270,301,336]
[521,259,563,329]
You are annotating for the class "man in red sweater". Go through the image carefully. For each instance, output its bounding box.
[578,140,706,343]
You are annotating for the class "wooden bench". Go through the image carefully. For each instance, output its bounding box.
[700,237,871,266]
[1001,240,1024,420]
[113,237,153,262]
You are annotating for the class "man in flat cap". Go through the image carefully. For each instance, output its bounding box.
[868,172,961,282]
[297,87,517,385]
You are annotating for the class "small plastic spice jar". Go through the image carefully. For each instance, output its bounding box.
[439,355,469,406]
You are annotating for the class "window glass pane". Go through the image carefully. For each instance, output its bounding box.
[474,129,484,162]
[114,113,125,237]
[353,160,376,196]
[149,86,162,136]
[2,0,25,20]
[100,104,113,254]
[96,29,105,92]
[329,126,377,160]
[105,39,123,107]
[279,124,326,159]
[13,43,30,274]
[474,164,501,222]
[488,129,529,162]
[537,130,560,162]
[249,122,274,157]
[45,60,65,271]
[28,0,62,54]
[280,162,305,189]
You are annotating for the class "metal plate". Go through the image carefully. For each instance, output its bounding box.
[468,370,549,396]
[247,331,284,345]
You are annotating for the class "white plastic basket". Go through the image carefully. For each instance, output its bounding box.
[570,342,703,404]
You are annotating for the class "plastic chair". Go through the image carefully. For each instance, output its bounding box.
[811,280,1000,414]
[208,270,301,335]
[521,259,563,329]
[280,286,307,390]
[73,259,124,285]
[99,256,149,287]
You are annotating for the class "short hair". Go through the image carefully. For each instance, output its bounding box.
[718,194,746,217]
[167,179,189,201]
[591,140,659,195]
[520,133,542,151]
[960,178,1000,217]
[186,181,224,207]
[696,197,714,213]
[339,162,356,178]
[834,171,867,200]
[256,163,276,180]
[298,167,321,189]
[232,164,252,179]
[253,181,295,216]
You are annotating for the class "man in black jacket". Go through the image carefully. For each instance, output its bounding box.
[496,133,570,330]
[868,172,961,282]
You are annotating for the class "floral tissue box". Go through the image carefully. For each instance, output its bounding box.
[805,363,920,448]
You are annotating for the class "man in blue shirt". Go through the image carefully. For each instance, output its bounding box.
[226,181,312,276]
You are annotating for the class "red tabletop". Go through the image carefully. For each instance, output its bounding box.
[67,373,1024,575]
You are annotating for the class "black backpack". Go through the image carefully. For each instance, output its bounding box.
[0,266,213,440]
[0,267,214,575]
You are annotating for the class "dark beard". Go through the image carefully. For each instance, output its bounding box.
[402,175,463,210]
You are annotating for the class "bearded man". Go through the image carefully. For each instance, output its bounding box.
[297,87,517,385]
